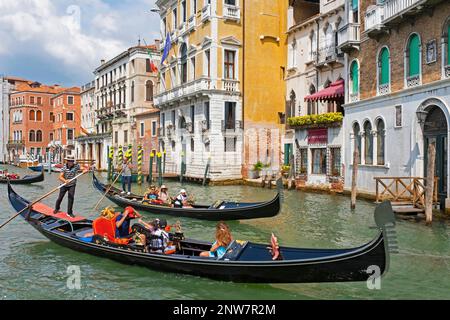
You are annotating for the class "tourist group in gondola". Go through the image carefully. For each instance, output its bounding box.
[1,156,396,283]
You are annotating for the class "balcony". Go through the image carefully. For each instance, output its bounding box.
[406,74,421,88]
[349,92,360,103]
[378,83,391,96]
[201,120,211,134]
[223,79,240,92]
[187,15,196,32]
[337,23,360,52]
[223,5,240,21]
[221,120,243,135]
[445,65,450,78]
[201,5,211,22]
[315,46,344,69]
[179,22,187,35]
[66,139,75,146]
[364,5,385,38]
[155,77,213,107]
[7,140,24,148]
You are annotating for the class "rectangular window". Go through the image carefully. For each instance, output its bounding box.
[224,137,237,152]
[329,147,341,177]
[140,122,145,138]
[152,121,157,137]
[162,113,166,136]
[124,130,128,144]
[190,105,195,131]
[300,148,308,175]
[173,8,178,28]
[37,97,42,105]
[68,96,74,105]
[205,102,210,129]
[191,57,196,80]
[66,112,74,121]
[224,102,236,129]
[182,1,187,22]
[67,129,74,140]
[395,105,402,127]
[225,0,236,5]
[115,131,119,144]
[146,59,152,73]
[30,96,35,104]
[311,148,327,174]
[224,50,236,79]
[205,50,211,77]
[172,110,176,129]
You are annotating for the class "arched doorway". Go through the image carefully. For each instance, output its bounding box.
[424,106,448,208]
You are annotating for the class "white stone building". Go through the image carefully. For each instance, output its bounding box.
[0,77,12,164]
[285,0,346,188]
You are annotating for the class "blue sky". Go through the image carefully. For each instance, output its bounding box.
[0,0,160,86]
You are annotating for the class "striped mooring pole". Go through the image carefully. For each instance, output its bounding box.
[148,152,154,184]
[107,146,113,181]
[125,144,133,162]
[163,150,166,174]
[157,152,163,187]
[117,146,123,166]
[137,146,143,185]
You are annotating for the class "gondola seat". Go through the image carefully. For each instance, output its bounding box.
[31,203,86,223]
[93,215,131,245]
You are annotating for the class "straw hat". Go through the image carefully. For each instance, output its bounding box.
[65,155,75,161]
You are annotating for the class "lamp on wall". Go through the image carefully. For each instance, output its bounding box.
[416,107,429,128]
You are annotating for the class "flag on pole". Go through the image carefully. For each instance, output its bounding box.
[147,47,159,73]
[161,32,172,65]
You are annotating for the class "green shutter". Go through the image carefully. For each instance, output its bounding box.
[380,48,390,85]
[408,34,420,76]
[351,61,359,94]
[448,25,450,65]
[352,0,358,11]
[284,144,293,166]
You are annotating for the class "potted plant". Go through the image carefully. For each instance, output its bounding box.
[249,161,264,179]
[281,165,291,178]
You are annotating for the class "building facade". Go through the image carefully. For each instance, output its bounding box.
[1,77,13,164]
[134,109,160,174]
[341,0,450,209]
[50,87,82,163]
[285,0,346,190]
[155,0,287,181]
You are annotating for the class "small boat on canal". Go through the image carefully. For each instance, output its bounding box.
[92,173,281,221]
[7,181,396,283]
[28,163,63,173]
[0,167,44,185]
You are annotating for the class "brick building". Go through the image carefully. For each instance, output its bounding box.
[340,0,450,209]
[134,109,160,174]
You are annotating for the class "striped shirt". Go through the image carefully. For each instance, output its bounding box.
[62,164,80,186]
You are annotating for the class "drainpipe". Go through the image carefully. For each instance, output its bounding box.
[315,19,320,90]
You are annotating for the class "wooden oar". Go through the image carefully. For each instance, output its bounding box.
[91,167,125,215]
[0,170,89,230]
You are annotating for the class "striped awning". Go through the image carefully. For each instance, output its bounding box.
[304,79,345,102]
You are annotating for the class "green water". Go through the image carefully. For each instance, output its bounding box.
[0,166,449,300]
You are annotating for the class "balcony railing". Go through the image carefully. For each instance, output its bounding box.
[221,120,243,133]
[315,46,342,66]
[223,79,240,92]
[179,22,187,35]
[224,5,240,20]
[378,83,391,95]
[201,120,211,133]
[444,65,450,78]
[384,0,423,22]
[155,77,212,106]
[349,92,360,103]
[337,23,360,51]
[406,74,421,88]
[187,15,196,32]
[365,5,384,31]
[201,5,211,22]
[7,140,24,148]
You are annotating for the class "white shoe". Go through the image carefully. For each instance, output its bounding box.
[121,191,125,194]
[127,192,131,196]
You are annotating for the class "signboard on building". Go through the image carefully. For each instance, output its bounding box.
[308,128,328,145]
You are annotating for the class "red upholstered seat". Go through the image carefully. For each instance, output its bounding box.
[32,202,86,223]
[93,214,130,245]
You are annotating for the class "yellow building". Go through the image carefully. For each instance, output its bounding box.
[155,0,286,181]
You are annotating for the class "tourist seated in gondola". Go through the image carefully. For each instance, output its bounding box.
[158,185,172,206]
[173,189,193,208]
[115,206,141,239]
[200,222,233,259]
[142,185,163,205]
[134,218,175,254]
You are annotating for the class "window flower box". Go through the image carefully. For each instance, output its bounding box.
[287,112,344,129]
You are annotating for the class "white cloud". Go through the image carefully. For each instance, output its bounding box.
[0,0,159,84]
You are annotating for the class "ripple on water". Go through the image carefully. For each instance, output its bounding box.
[0,167,449,299]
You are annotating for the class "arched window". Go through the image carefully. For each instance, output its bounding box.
[289,39,297,68]
[406,34,421,87]
[353,122,362,164]
[324,24,333,49]
[29,130,36,142]
[289,90,296,118]
[146,81,154,102]
[364,121,373,165]
[36,110,42,121]
[307,85,316,115]
[310,31,316,60]
[442,17,450,73]
[29,110,35,121]
[36,130,43,142]
[378,47,390,94]
[350,60,359,99]
[376,119,385,166]
[180,43,188,84]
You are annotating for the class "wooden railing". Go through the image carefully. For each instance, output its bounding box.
[375,177,439,208]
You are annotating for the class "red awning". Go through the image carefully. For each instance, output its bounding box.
[304,79,345,102]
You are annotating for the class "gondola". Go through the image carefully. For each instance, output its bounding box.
[0,167,44,184]
[7,182,396,283]
[92,173,281,221]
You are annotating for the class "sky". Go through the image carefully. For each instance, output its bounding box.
[0,0,160,87]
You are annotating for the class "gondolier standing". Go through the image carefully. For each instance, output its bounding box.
[54,155,88,218]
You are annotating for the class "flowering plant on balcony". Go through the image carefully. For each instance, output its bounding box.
[287,112,343,128]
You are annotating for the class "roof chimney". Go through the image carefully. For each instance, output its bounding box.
[101,59,106,65]
[155,39,161,48]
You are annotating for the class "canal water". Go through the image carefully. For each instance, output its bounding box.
[0,165,449,300]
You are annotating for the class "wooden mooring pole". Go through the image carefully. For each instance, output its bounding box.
[425,142,436,225]
[351,149,359,210]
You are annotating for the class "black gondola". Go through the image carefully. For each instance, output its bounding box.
[0,167,44,185]
[92,173,281,221]
[7,181,396,283]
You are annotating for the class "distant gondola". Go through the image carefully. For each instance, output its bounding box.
[0,167,44,184]
[92,173,281,221]
[7,182,396,283]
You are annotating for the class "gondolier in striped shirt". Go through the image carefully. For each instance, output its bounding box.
[54,155,88,218]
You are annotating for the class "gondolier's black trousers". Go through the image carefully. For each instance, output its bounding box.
[55,185,76,215]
